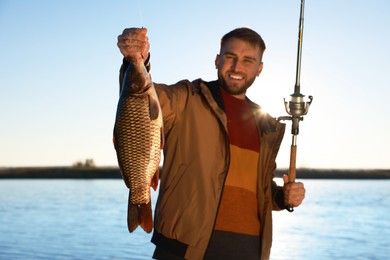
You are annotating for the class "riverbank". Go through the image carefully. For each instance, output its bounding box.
[0,167,389,179]
[0,167,121,179]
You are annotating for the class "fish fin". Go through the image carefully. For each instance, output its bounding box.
[150,170,159,191]
[113,131,122,153]
[127,201,139,233]
[138,201,153,233]
[112,129,118,150]
[148,92,160,120]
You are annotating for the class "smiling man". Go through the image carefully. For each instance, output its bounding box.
[216,31,264,99]
[116,27,306,260]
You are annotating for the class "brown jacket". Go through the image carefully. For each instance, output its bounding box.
[120,62,286,259]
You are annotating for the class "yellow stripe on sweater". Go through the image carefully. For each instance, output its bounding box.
[224,144,259,193]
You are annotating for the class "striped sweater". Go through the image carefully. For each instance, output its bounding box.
[205,89,261,259]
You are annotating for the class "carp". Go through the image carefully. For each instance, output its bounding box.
[113,60,163,233]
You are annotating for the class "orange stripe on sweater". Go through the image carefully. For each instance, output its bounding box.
[214,186,260,235]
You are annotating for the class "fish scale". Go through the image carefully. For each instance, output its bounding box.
[116,94,161,205]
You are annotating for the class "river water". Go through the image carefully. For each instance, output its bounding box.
[0,179,389,259]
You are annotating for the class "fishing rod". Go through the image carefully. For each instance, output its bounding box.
[278,0,313,212]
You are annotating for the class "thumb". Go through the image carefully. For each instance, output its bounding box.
[282,174,289,185]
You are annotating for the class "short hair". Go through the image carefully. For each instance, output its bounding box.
[221,27,266,53]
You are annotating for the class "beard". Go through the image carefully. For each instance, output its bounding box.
[218,70,257,96]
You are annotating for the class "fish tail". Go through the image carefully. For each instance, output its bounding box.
[127,202,139,233]
[127,193,153,233]
[138,201,153,233]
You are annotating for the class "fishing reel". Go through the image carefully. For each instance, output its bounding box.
[277,92,312,212]
[279,93,313,136]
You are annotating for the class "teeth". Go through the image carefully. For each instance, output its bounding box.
[230,74,243,80]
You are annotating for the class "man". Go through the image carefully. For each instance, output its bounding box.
[117,27,305,260]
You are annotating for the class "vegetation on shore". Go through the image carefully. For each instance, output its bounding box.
[0,167,389,179]
[0,166,121,179]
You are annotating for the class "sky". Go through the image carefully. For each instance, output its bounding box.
[0,0,389,169]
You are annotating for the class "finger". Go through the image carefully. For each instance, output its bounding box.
[289,188,305,204]
[117,34,147,44]
[120,27,148,40]
[290,182,305,193]
[141,40,150,60]
[282,174,289,185]
[117,37,148,53]
[122,27,147,34]
[117,40,146,51]
[117,34,147,46]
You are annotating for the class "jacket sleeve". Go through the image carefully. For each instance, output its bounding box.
[154,80,195,137]
[262,116,286,211]
[272,180,286,210]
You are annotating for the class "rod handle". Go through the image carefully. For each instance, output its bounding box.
[287,144,297,212]
[289,144,297,183]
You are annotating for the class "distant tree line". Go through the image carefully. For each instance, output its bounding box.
[73,159,95,168]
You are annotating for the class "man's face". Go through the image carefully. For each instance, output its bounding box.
[216,38,264,99]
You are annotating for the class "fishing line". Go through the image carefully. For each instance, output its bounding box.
[137,0,144,26]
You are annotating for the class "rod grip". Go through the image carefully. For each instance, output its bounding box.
[289,145,297,183]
